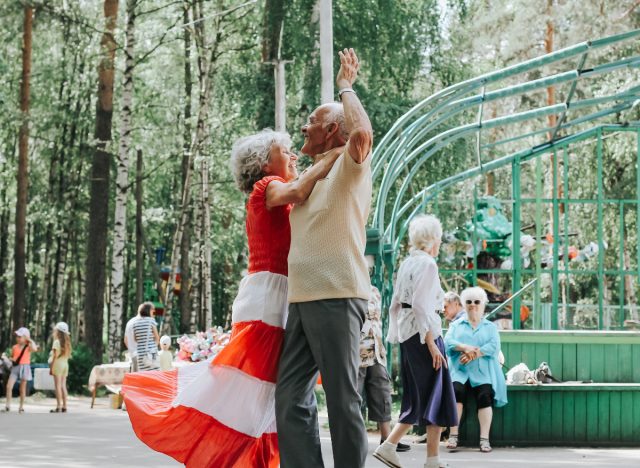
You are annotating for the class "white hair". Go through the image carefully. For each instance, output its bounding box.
[460,286,489,306]
[230,129,292,193]
[319,103,348,140]
[444,291,461,305]
[408,214,442,251]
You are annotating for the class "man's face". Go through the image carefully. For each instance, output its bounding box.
[301,106,331,156]
[444,301,461,321]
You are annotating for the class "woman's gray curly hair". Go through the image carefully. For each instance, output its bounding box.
[230,129,292,194]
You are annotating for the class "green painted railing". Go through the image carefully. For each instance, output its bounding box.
[367,29,640,331]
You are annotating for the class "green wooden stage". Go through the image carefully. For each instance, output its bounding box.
[458,331,640,446]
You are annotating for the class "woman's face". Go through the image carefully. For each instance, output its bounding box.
[465,297,486,319]
[426,237,442,257]
[264,143,298,182]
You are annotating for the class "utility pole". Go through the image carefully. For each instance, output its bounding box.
[319,0,333,103]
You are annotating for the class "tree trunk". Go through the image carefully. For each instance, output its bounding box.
[318,0,333,103]
[135,149,144,306]
[13,5,33,331]
[544,0,563,226]
[200,167,212,328]
[190,197,202,331]
[0,186,9,350]
[624,248,638,321]
[109,0,136,363]
[258,0,285,129]
[179,0,193,333]
[84,0,119,364]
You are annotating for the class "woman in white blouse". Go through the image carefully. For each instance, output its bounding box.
[374,215,457,468]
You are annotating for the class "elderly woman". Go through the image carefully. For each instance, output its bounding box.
[123,129,341,468]
[374,214,457,468]
[443,291,466,325]
[444,286,507,453]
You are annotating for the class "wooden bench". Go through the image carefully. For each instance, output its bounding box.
[457,330,640,447]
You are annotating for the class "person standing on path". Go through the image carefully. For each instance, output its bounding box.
[373,214,457,468]
[3,327,38,413]
[275,48,373,468]
[359,284,411,452]
[48,322,72,413]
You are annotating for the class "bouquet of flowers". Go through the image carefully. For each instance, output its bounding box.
[176,327,231,362]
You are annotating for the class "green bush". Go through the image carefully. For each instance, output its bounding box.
[67,343,94,395]
[30,348,50,364]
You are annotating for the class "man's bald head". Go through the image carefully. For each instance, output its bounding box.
[317,103,348,141]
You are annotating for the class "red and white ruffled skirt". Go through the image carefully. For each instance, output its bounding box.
[122,271,287,468]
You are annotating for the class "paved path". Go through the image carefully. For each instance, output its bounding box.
[0,395,638,467]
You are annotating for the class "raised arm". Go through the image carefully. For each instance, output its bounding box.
[337,48,373,164]
[265,146,344,209]
[29,339,39,352]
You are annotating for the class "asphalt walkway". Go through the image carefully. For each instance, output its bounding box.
[0,395,638,467]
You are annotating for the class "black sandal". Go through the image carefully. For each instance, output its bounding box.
[50,408,61,413]
[61,407,67,413]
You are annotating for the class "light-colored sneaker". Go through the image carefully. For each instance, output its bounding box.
[373,442,403,468]
[425,460,450,468]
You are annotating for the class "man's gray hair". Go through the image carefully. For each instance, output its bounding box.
[230,129,291,193]
[444,291,461,305]
[408,214,442,251]
[460,286,489,306]
[320,103,348,141]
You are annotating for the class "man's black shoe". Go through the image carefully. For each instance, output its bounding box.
[396,442,411,452]
[380,439,411,452]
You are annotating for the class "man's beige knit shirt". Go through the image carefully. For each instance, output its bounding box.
[288,149,372,303]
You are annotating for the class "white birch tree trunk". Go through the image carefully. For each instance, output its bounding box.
[190,196,202,331]
[108,0,136,362]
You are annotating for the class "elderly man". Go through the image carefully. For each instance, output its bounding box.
[275,48,372,468]
[444,291,466,324]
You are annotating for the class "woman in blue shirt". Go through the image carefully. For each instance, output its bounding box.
[444,286,507,453]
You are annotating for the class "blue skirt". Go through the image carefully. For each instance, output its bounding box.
[10,364,32,382]
[399,334,457,427]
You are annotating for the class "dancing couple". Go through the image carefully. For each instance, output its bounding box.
[122,47,373,467]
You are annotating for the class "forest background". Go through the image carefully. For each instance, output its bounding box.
[1,0,639,372]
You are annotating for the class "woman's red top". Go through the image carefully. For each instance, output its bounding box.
[246,176,292,276]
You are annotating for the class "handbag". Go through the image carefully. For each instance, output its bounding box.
[10,345,29,369]
[141,319,159,369]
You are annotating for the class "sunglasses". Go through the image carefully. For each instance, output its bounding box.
[466,300,482,305]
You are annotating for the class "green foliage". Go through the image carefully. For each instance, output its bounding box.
[1,0,638,348]
[67,342,94,395]
[30,348,50,364]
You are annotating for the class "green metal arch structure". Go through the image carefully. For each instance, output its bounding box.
[367,29,640,330]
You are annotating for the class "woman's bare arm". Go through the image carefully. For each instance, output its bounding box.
[265,146,344,209]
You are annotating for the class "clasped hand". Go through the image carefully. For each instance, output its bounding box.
[459,346,481,364]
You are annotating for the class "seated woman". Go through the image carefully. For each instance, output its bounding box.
[444,286,507,453]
